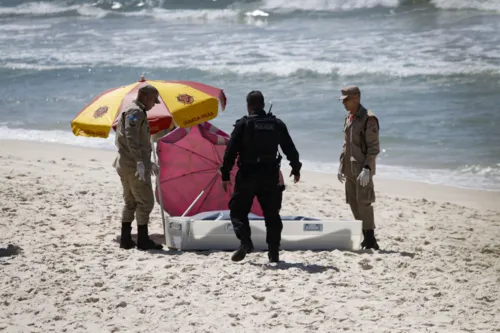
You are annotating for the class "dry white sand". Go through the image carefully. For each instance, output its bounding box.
[1,139,499,333]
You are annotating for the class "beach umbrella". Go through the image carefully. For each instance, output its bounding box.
[70,76,228,232]
[70,76,227,138]
[156,121,285,217]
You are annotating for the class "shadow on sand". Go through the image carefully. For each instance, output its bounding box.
[344,248,416,258]
[249,261,340,273]
[0,244,22,259]
[114,234,416,259]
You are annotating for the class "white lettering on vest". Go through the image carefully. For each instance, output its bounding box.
[254,122,275,130]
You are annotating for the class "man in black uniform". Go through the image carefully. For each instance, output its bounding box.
[220,91,302,263]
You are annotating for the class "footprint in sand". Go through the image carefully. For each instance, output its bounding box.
[358,258,373,270]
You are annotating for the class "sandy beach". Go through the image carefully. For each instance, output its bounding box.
[1,139,499,333]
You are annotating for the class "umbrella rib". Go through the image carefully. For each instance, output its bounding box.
[159,167,219,183]
[212,145,223,164]
[158,132,229,184]
[169,144,222,167]
[190,173,219,215]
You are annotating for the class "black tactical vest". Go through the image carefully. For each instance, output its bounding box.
[239,114,280,165]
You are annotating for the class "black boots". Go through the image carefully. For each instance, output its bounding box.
[231,241,281,263]
[137,224,163,250]
[119,222,136,250]
[361,229,380,250]
[268,247,280,263]
[231,240,254,262]
[360,230,367,249]
[120,223,163,250]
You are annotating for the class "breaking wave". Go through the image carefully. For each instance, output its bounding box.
[0,0,498,21]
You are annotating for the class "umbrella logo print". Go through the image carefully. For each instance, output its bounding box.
[93,106,109,118]
[177,94,194,105]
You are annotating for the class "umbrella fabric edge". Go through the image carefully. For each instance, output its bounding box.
[71,83,140,138]
[153,80,227,111]
[70,86,119,138]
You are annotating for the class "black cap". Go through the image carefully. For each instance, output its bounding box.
[246,90,265,109]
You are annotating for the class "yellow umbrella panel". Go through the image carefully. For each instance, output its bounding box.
[71,82,138,138]
[148,80,221,128]
[70,78,227,138]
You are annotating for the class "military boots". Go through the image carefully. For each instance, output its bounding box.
[137,224,163,250]
[231,239,254,262]
[119,222,136,250]
[361,229,380,250]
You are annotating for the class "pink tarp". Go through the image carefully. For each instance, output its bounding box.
[155,122,283,217]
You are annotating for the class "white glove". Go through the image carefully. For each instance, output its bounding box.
[337,171,345,184]
[357,168,370,187]
[135,161,146,182]
[151,163,159,176]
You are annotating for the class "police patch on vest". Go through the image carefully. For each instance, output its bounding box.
[240,117,280,164]
[254,122,275,130]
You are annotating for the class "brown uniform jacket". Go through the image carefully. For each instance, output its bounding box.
[113,100,152,171]
[339,105,380,178]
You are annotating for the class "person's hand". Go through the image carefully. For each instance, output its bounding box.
[289,170,300,183]
[337,171,345,184]
[222,180,232,193]
[151,163,160,176]
[357,168,370,187]
[135,161,146,182]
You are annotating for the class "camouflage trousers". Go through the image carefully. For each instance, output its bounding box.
[117,166,154,226]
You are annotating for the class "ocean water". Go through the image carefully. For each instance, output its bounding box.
[0,0,499,190]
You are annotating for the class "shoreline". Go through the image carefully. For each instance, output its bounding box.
[0,127,498,192]
[1,138,498,212]
[303,166,500,193]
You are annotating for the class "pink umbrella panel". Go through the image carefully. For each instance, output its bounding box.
[155,121,284,217]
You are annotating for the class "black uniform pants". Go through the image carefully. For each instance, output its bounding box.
[228,170,283,249]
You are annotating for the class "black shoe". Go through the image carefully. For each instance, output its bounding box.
[268,247,280,263]
[247,239,255,253]
[361,230,380,250]
[231,242,253,262]
[137,225,163,250]
[120,222,136,250]
[360,230,367,249]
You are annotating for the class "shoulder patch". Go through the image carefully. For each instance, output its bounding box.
[126,110,142,127]
[367,116,379,133]
[365,109,379,128]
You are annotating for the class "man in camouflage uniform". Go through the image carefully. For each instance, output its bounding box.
[113,84,163,251]
[337,85,380,250]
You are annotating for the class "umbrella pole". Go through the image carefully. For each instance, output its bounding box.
[181,172,220,217]
[151,137,168,236]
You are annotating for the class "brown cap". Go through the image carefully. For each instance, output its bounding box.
[339,85,360,100]
[139,84,160,104]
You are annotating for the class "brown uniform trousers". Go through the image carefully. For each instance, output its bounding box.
[339,105,380,230]
[113,100,154,226]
